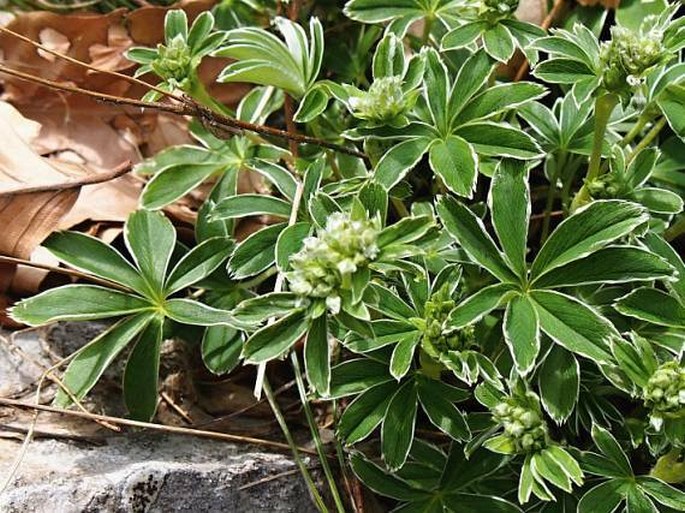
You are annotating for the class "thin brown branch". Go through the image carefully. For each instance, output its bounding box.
[0,255,131,291]
[514,0,569,81]
[0,397,318,455]
[0,26,188,105]
[0,64,367,159]
[0,161,133,196]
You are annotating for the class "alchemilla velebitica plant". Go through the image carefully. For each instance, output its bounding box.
[10,0,685,511]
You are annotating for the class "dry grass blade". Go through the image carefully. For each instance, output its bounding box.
[0,397,317,455]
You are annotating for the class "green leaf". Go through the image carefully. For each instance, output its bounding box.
[304,314,330,395]
[626,485,659,513]
[577,480,626,513]
[638,477,685,510]
[377,215,433,248]
[390,333,421,380]
[533,246,676,288]
[533,58,595,84]
[373,137,432,191]
[611,336,657,388]
[245,160,297,201]
[54,313,152,407]
[372,33,406,80]
[164,9,188,41]
[482,24,515,62]
[538,345,579,424]
[417,377,470,441]
[187,11,214,51]
[242,309,309,363]
[343,0,422,23]
[544,446,584,486]
[503,294,540,375]
[448,283,515,328]
[228,223,286,279]
[441,21,486,50]
[338,380,397,444]
[437,196,517,283]
[382,379,418,470]
[358,181,388,223]
[202,324,243,375]
[164,299,242,327]
[642,232,685,304]
[293,86,329,122]
[632,187,684,214]
[455,122,542,159]
[11,285,151,326]
[448,50,493,120]
[656,83,685,140]
[123,316,163,421]
[458,82,547,124]
[423,48,450,134]
[212,194,291,220]
[232,292,299,326]
[141,163,221,210]
[165,237,233,294]
[614,288,685,328]
[531,200,648,280]
[329,358,392,399]
[125,209,176,294]
[532,451,573,492]
[490,159,530,279]
[428,136,478,198]
[349,452,428,501]
[275,222,311,273]
[531,290,617,364]
[591,424,633,477]
[443,493,524,513]
[44,231,146,293]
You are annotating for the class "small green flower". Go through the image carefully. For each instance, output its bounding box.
[601,25,670,93]
[151,35,193,87]
[421,285,475,357]
[586,171,630,200]
[480,0,520,19]
[286,211,381,313]
[492,391,550,454]
[349,76,413,124]
[643,361,685,429]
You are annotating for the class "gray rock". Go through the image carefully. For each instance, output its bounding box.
[0,433,319,513]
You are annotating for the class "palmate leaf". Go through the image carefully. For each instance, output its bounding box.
[242,308,309,363]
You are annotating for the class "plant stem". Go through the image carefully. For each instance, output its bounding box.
[422,15,434,46]
[188,73,233,117]
[626,117,666,164]
[291,352,347,513]
[541,151,565,243]
[262,378,328,512]
[620,111,652,147]
[664,216,685,242]
[571,92,618,211]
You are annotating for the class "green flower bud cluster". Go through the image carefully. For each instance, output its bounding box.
[151,36,192,87]
[481,0,520,18]
[421,286,475,356]
[286,212,381,313]
[349,76,409,123]
[492,392,549,454]
[644,361,685,416]
[586,171,630,200]
[600,25,669,92]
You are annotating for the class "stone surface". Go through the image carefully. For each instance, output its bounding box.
[0,434,318,513]
[0,323,319,512]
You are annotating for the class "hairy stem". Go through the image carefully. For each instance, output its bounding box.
[627,117,666,164]
[571,93,618,211]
